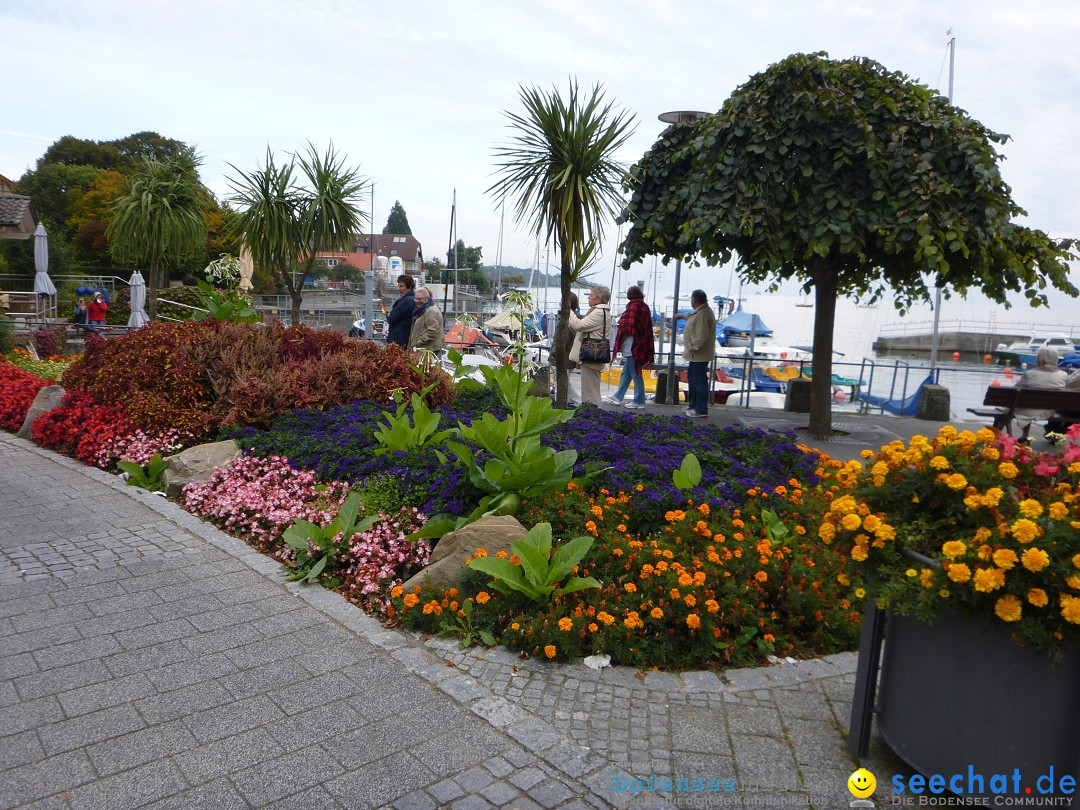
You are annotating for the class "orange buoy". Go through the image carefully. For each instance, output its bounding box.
[984,354,993,364]
[991,379,1001,387]
[952,351,960,361]
[834,390,846,403]
[1004,367,1014,379]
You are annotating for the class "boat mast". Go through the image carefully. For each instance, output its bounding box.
[928,33,955,377]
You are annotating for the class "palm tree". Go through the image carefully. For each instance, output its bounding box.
[229,143,367,326]
[488,81,635,407]
[107,149,211,319]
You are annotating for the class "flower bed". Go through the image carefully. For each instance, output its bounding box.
[0,360,50,432]
[819,425,1080,657]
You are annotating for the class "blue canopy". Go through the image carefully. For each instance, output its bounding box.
[718,302,772,338]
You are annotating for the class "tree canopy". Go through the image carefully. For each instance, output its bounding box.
[621,52,1078,434]
[383,200,412,235]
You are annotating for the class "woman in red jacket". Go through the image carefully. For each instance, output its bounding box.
[87,291,108,325]
[606,286,655,409]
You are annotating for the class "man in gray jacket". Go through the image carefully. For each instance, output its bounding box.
[407,287,445,352]
[679,289,717,418]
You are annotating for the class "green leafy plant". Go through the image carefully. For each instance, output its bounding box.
[467,522,600,605]
[282,492,378,586]
[372,387,452,459]
[194,279,261,323]
[439,597,496,648]
[117,454,169,492]
[672,452,702,490]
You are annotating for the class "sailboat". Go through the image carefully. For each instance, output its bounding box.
[796,294,813,308]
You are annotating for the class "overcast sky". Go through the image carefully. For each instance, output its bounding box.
[2,0,1078,310]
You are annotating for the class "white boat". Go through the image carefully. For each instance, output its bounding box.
[993,333,1078,366]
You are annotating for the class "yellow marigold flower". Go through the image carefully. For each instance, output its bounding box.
[390,585,404,598]
[854,587,866,599]
[650,607,664,619]
[973,527,992,544]
[939,589,950,598]
[1021,547,1050,573]
[686,614,702,630]
[851,545,869,562]
[1061,596,1080,625]
[973,567,1006,593]
[588,622,599,632]
[558,617,573,631]
[919,569,935,588]
[875,524,896,541]
[1048,502,1069,521]
[981,446,1001,461]
[945,473,968,491]
[837,573,850,586]
[624,582,637,593]
[938,425,958,440]
[905,568,918,578]
[930,455,950,470]
[1010,519,1041,544]
[963,495,983,510]
[1067,576,1080,591]
[982,488,1004,507]
[1018,499,1043,519]
[841,513,862,531]
[403,593,419,608]
[705,599,719,613]
[941,540,967,559]
[992,548,1018,570]
[818,523,836,542]
[1072,554,1080,570]
[947,563,972,583]
[976,427,996,444]
[998,462,1019,480]
[994,595,1022,622]
[861,514,882,532]
[1027,588,1049,607]
[475,591,491,605]
[544,645,557,659]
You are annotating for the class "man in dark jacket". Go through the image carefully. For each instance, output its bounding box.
[386,275,415,347]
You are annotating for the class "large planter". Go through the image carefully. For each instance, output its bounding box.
[877,610,1080,793]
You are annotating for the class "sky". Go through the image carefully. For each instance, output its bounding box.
[2,0,1079,313]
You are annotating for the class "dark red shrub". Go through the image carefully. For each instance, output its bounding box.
[0,361,49,432]
[31,388,137,465]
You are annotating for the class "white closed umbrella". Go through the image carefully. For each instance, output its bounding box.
[33,223,57,297]
[127,271,149,327]
[238,245,254,292]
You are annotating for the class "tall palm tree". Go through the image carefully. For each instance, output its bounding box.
[107,149,211,319]
[489,81,635,407]
[229,143,367,326]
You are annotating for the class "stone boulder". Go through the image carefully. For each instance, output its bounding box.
[163,439,241,498]
[401,515,528,592]
[18,385,65,440]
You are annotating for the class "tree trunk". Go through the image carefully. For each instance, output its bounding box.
[552,247,573,408]
[808,257,839,437]
[147,256,160,321]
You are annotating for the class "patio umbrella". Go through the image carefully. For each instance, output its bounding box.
[33,223,57,296]
[127,271,149,327]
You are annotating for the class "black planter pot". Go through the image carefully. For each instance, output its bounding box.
[877,610,1080,798]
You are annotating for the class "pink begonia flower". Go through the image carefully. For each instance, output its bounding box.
[1034,459,1060,477]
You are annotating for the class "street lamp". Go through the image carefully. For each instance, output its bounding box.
[658,110,709,407]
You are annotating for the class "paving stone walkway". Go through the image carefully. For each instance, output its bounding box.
[0,433,905,809]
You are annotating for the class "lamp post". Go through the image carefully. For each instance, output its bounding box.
[658,110,709,407]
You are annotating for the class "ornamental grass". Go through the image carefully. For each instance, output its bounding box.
[390,477,862,670]
[818,425,1080,658]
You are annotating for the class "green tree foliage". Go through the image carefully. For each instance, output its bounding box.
[489,81,636,407]
[107,149,212,319]
[229,143,369,325]
[445,239,488,292]
[42,131,188,173]
[620,52,1079,436]
[383,200,412,235]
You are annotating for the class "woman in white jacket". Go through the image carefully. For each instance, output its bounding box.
[567,286,611,406]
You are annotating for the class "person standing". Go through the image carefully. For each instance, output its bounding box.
[385,274,415,348]
[606,286,654,409]
[568,285,611,407]
[408,287,445,352]
[679,289,717,418]
[87,291,108,326]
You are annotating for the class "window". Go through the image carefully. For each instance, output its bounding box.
[390,250,398,255]
[393,236,406,243]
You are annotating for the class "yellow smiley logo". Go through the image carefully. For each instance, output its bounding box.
[848,768,876,798]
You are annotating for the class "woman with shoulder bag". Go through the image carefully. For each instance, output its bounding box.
[568,285,611,406]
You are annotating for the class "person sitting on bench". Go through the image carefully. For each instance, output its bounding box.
[1014,347,1067,442]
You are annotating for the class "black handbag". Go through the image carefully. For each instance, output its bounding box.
[578,311,611,364]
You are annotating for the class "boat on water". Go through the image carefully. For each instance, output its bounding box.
[717,300,773,347]
[992,333,1079,366]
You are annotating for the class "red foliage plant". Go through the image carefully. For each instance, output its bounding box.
[60,320,453,435]
[0,361,50,432]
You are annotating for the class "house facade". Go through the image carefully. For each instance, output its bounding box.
[315,233,424,283]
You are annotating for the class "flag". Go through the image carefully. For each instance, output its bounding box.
[381,303,387,315]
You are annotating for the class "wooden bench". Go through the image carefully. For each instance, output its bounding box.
[967,386,1080,435]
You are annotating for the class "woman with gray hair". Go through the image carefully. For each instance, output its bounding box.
[567,285,611,406]
[1014,346,1067,442]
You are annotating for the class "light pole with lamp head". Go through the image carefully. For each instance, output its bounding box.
[657,110,709,407]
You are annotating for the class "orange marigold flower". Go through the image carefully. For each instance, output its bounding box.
[588,623,599,632]
[1061,596,1080,625]
[390,585,404,598]
[684,594,697,607]
[998,462,1019,479]
[474,548,488,558]
[754,571,768,583]
[597,611,615,626]
[686,613,701,630]
[510,622,520,630]
[1021,547,1050,573]
[510,554,521,565]
[558,617,573,631]
[1027,588,1049,607]
[994,595,1023,622]
[544,645,557,659]
[992,548,1018,570]
[947,563,972,584]
[475,591,491,605]
[972,567,1006,593]
[403,593,419,608]
[624,582,637,593]
[496,550,509,559]
[650,607,664,619]
[669,588,681,600]
[705,599,719,613]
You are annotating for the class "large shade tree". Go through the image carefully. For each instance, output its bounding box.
[107,149,212,319]
[229,143,368,325]
[621,52,1078,436]
[489,80,635,407]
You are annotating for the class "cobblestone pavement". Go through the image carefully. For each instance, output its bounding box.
[0,433,905,809]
